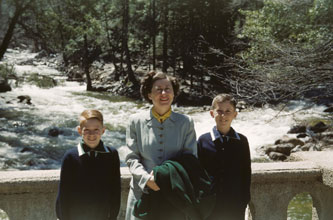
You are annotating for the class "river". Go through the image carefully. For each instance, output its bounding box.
[0,49,328,171]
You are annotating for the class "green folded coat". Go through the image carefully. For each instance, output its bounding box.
[134,154,216,220]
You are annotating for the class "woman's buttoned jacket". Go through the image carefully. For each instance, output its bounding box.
[125,109,197,220]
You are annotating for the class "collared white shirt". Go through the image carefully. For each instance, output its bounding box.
[77,142,110,157]
[210,126,241,143]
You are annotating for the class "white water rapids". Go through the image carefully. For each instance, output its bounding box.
[0,49,328,170]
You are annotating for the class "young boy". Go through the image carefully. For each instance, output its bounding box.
[197,94,251,220]
[56,109,121,220]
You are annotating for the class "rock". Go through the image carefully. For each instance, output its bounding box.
[48,128,63,137]
[17,95,32,105]
[257,145,270,156]
[0,76,12,92]
[301,143,314,151]
[324,106,333,113]
[25,159,36,166]
[35,50,48,59]
[274,136,305,147]
[321,132,333,144]
[296,133,308,138]
[322,144,333,151]
[20,147,33,153]
[265,143,294,156]
[268,152,287,161]
[275,143,295,156]
[236,100,247,112]
[309,144,321,151]
[287,125,306,134]
[291,145,302,153]
[66,65,85,81]
[92,85,111,92]
[308,121,328,133]
[264,144,276,154]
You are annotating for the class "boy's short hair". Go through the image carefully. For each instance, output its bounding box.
[211,94,237,110]
[140,71,180,103]
[79,110,104,128]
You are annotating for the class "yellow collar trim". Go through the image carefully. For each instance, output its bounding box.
[152,108,172,123]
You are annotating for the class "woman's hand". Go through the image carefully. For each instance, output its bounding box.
[146,171,160,191]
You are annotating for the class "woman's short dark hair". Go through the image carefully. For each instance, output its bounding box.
[140,71,180,103]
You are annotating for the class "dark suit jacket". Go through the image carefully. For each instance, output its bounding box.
[197,127,251,220]
[56,142,121,220]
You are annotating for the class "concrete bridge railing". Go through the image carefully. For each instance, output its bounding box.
[0,151,332,220]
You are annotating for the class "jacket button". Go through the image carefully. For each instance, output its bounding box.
[159,134,163,137]
[158,156,162,159]
[159,141,163,144]
[158,149,163,152]
[159,127,163,130]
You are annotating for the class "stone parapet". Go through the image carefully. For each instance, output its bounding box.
[0,152,332,220]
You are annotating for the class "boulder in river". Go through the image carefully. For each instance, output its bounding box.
[268,152,288,161]
[265,143,295,156]
[324,106,333,113]
[17,95,32,105]
[48,127,64,137]
[287,125,306,134]
[274,136,305,147]
[0,76,12,92]
[308,121,329,133]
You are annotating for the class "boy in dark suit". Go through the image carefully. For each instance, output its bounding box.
[197,94,251,220]
[56,109,120,220]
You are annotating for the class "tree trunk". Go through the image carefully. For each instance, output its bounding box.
[122,0,138,87]
[57,20,69,66]
[102,6,121,81]
[0,4,25,61]
[0,0,2,18]
[83,34,93,91]
[162,0,169,72]
[151,0,156,70]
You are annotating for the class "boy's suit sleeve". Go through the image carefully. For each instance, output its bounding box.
[56,153,73,220]
[242,137,252,206]
[110,149,121,220]
[109,149,121,220]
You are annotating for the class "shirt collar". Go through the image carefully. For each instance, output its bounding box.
[146,107,176,124]
[77,140,110,157]
[210,126,240,143]
[151,107,172,123]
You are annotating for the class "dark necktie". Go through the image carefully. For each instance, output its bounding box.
[221,135,228,144]
[90,151,95,158]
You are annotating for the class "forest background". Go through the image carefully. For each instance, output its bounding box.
[0,0,332,107]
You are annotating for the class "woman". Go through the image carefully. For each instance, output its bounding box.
[125,71,197,220]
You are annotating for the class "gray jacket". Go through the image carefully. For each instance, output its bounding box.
[125,109,197,220]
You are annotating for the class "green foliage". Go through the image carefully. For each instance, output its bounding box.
[26,73,57,88]
[0,63,16,80]
[310,0,333,25]
[239,0,333,50]
[287,193,312,220]
[231,0,333,105]
[237,0,333,71]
